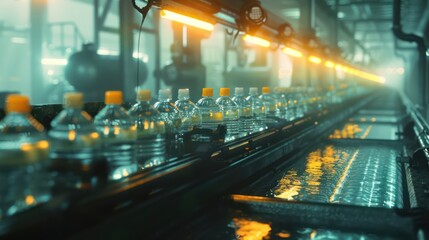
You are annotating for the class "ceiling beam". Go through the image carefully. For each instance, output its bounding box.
[338,1,392,7]
[342,18,391,22]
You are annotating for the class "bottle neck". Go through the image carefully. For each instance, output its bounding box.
[159,98,171,102]
[137,100,151,104]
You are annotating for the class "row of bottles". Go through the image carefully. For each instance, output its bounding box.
[0,85,355,218]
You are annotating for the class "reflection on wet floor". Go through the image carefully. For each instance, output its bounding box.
[329,123,371,139]
[330,118,399,140]
[270,143,402,208]
[227,215,388,240]
[231,218,271,240]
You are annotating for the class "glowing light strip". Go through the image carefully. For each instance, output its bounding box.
[243,34,271,48]
[308,56,321,64]
[325,61,335,68]
[41,58,68,66]
[282,47,303,58]
[160,10,214,31]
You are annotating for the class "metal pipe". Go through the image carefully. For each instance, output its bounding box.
[93,0,99,49]
[393,0,427,113]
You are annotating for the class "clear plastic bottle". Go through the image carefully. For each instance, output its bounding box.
[128,90,166,169]
[0,95,51,218]
[273,87,288,120]
[175,88,202,133]
[259,86,278,125]
[94,91,137,180]
[246,87,267,132]
[196,88,223,131]
[286,88,298,120]
[154,89,182,156]
[49,92,102,190]
[232,87,253,137]
[216,88,239,142]
[154,89,182,134]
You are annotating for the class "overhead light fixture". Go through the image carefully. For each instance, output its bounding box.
[243,34,271,48]
[308,56,321,64]
[278,23,294,42]
[160,10,214,31]
[348,68,385,84]
[335,64,343,71]
[325,61,335,68]
[282,47,303,58]
[237,0,267,35]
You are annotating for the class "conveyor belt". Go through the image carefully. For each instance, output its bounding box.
[163,91,414,239]
[239,93,405,209]
[260,141,403,208]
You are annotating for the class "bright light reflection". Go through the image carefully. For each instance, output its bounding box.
[160,10,214,31]
[308,56,321,64]
[282,47,303,58]
[243,34,271,48]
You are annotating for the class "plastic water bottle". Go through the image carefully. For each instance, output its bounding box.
[128,90,166,169]
[196,88,223,131]
[175,88,202,133]
[285,88,297,120]
[154,89,182,133]
[94,91,137,180]
[246,87,267,132]
[273,87,288,120]
[0,95,51,218]
[259,86,278,125]
[216,88,239,142]
[154,89,182,156]
[49,92,102,190]
[232,87,253,137]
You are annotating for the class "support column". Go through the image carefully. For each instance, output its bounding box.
[119,0,135,100]
[295,0,315,87]
[30,0,48,103]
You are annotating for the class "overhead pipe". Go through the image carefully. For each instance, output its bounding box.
[393,0,427,112]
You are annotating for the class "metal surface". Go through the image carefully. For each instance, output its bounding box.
[243,140,403,208]
[240,92,405,210]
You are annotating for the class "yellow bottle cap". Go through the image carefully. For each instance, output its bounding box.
[64,92,84,108]
[105,91,123,105]
[202,88,213,97]
[6,94,31,113]
[262,87,270,94]
[219,88,230,97]
[137,89,151,101]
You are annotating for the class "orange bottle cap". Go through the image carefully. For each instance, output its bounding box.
[105,91,123,105]
[6,94,31,113]
[137,89,151,101]
[202,88,213,97]
[262,87,270,94]
[219,88,230,97]
[64,92,84,108]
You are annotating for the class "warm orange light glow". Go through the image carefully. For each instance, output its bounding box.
[282,47,303,58]
[308,56,321,64]
[335,64,343,71]
[325,61,335,68]
[348,68,386,84]
[232,218,272,240]
[25,195,36,205]
[160,10,214,31]
[243,34,271,48]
